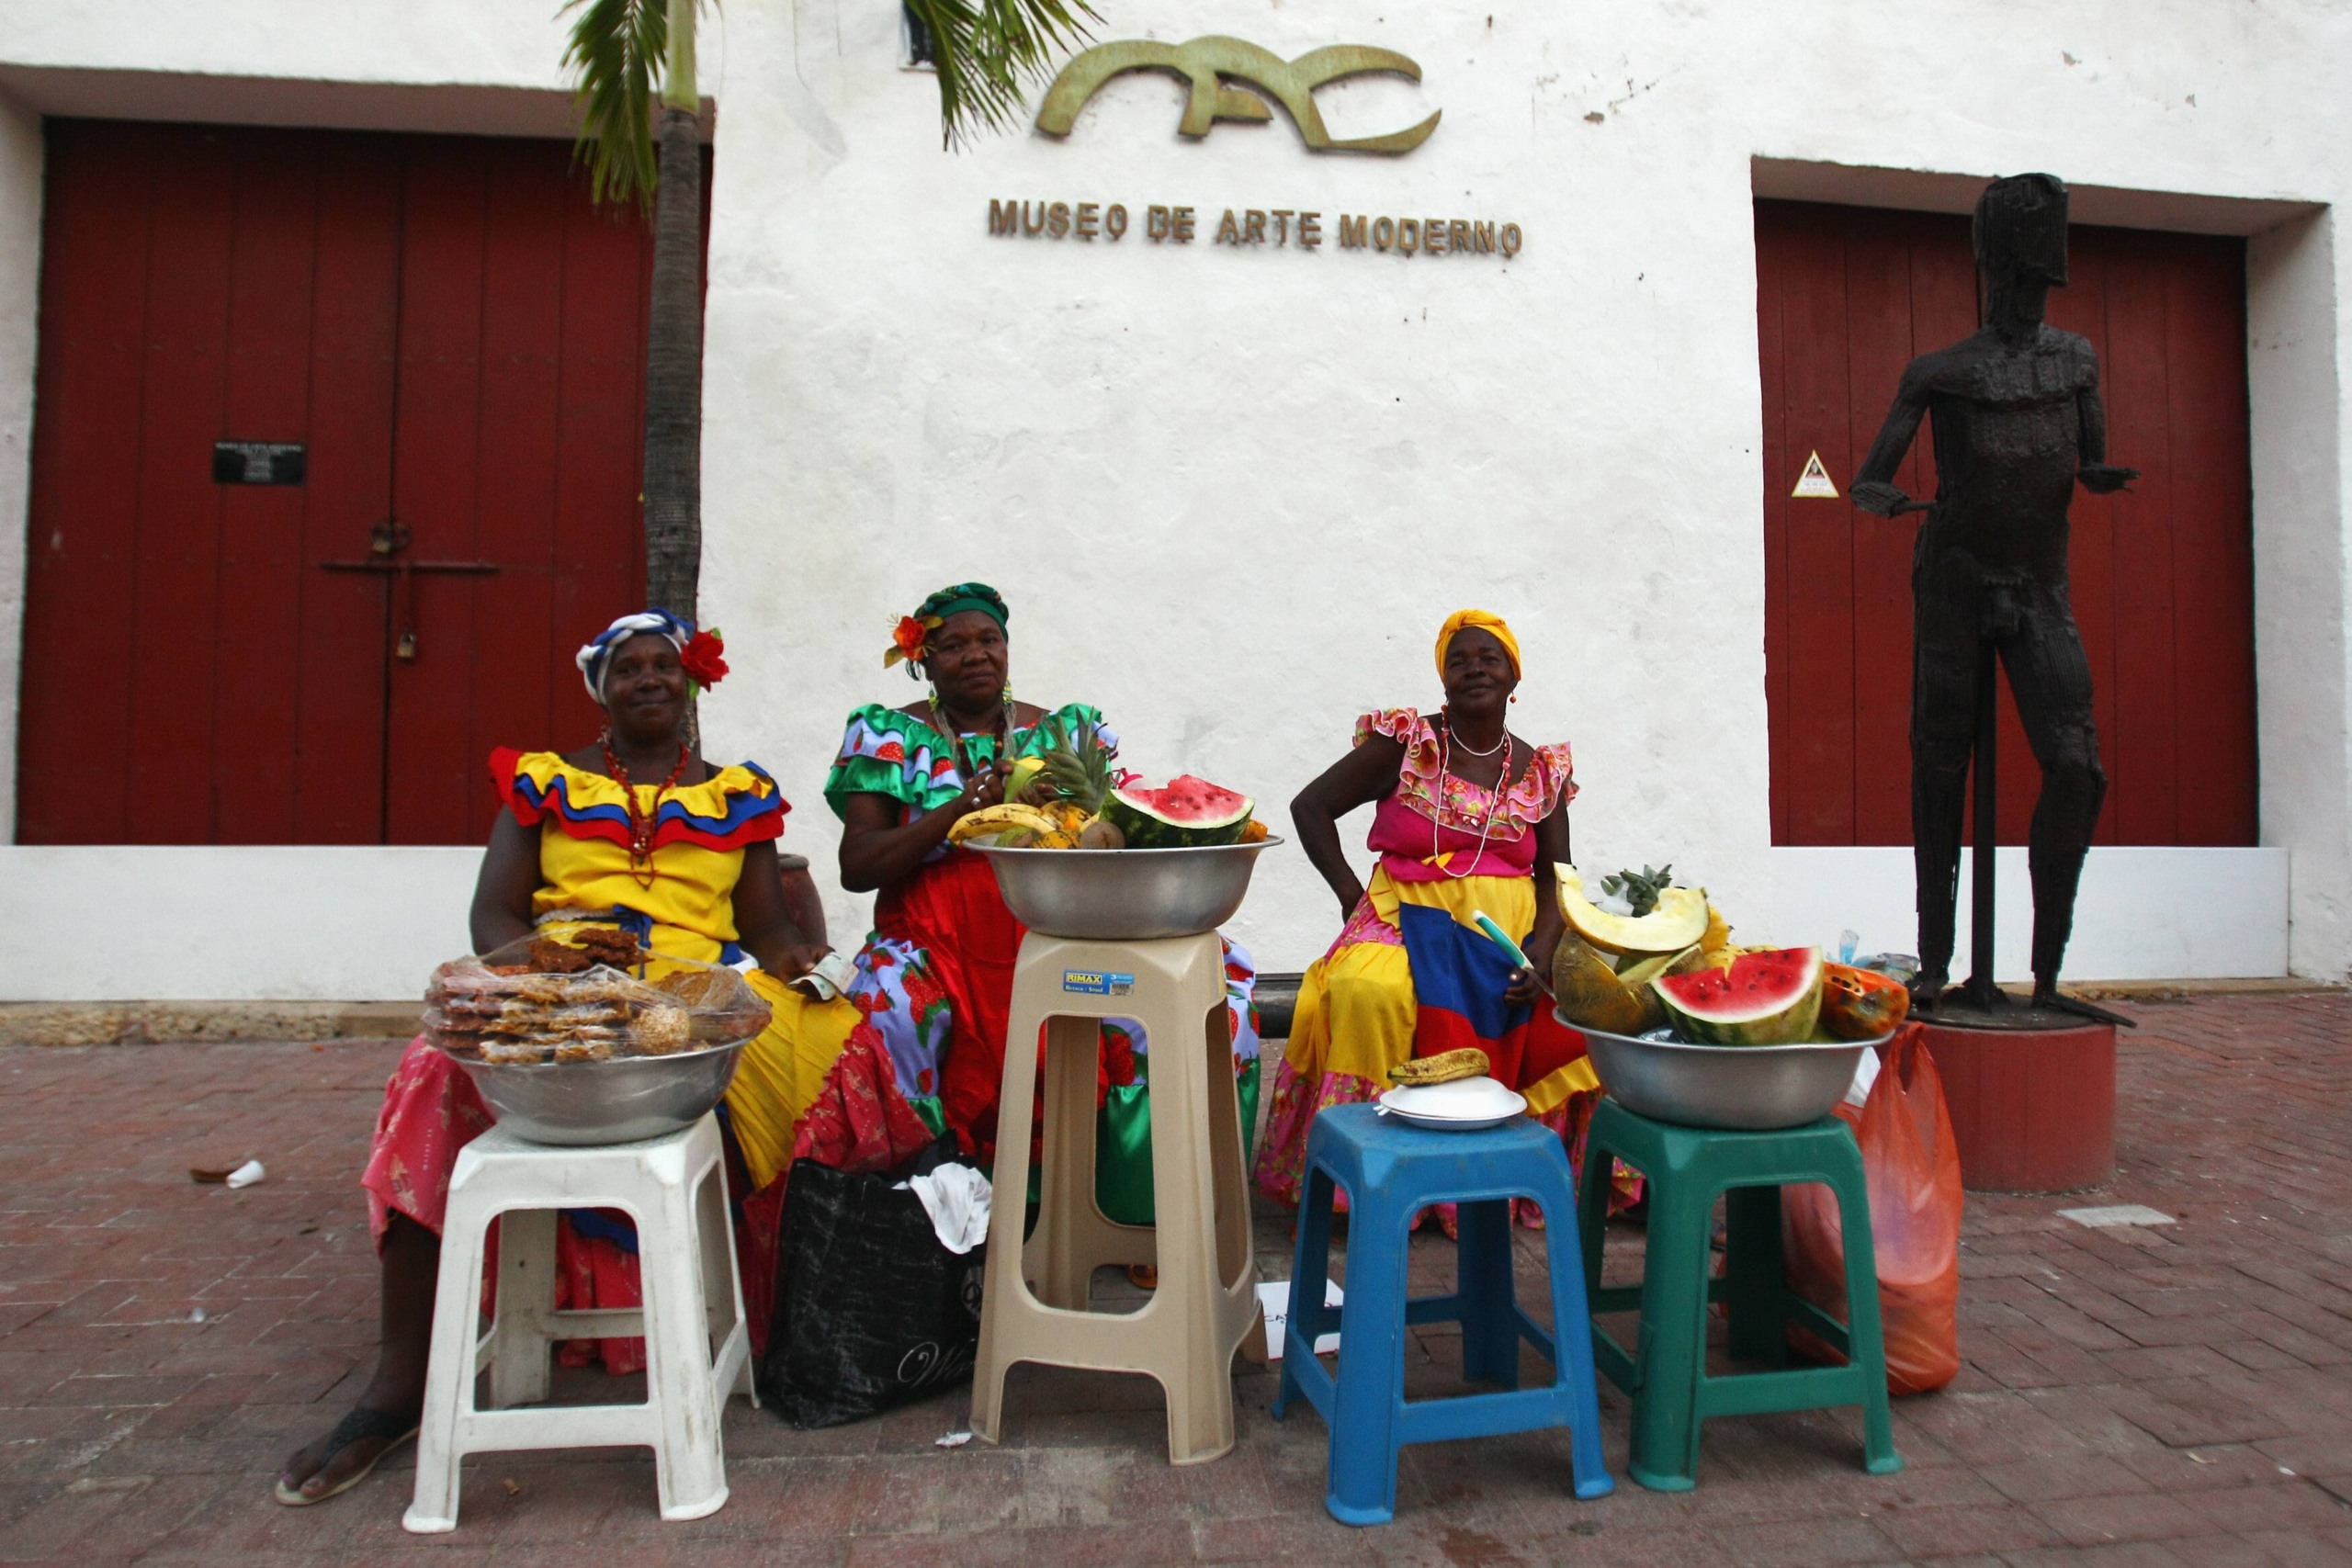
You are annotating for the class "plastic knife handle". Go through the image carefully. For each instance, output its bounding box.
[1472,910,1532,972]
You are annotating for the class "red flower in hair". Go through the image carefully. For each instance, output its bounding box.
[680,629,729,691]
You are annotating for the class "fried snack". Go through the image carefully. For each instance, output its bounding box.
[425,944,771,1065]
[650,967,733,1008]
[1389,1047,1492,1086]
[633,1004,692,1055]
[567,934,643,972]
[524,937,597,974]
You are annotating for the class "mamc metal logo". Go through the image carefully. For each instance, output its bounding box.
[1035,36,1441,155]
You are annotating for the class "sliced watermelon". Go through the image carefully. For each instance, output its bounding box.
[1652,947,1824,1045]
[1101,774,1255,849]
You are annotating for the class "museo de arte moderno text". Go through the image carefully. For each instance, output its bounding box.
[987,198,1523,259]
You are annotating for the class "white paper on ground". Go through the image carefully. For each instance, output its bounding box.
[222,1159,266,1190]
[2057,1203,2176,1229]
[894,1163,992,1254]
[1256,1279,1343,1359]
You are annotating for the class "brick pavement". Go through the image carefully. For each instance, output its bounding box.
[2,994,2348,1565]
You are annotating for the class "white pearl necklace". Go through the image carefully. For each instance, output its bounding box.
[1433,720,1512,880]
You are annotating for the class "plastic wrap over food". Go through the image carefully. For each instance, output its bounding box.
[424,931,772,1066]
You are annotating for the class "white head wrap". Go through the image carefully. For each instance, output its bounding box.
[575,609,694,702]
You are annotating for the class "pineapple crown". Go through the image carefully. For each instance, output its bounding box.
[1601,864,1674,919]
[1035,715,1116,812]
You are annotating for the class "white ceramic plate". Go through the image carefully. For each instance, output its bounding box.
[1375,1077,1529,1131]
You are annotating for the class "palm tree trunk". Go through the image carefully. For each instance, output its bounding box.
[641,104,703,622]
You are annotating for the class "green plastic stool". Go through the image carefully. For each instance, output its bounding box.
[1577,1099,1902,1492]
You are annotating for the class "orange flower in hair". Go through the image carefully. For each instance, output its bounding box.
[885,614,942,673]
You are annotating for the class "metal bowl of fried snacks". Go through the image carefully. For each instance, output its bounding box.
[446,1034,753,1146]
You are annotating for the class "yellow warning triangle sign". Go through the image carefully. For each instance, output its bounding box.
[1791,450,1839,499]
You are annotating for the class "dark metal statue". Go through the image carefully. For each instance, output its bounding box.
[1850,174,2137,1019]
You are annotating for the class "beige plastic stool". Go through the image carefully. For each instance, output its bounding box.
[970,931,1266,1463]
[403,1114,754,1533]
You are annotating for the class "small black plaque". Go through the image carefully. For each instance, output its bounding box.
[212,441,306,485]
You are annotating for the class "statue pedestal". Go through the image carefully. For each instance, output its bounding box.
[1916,1014,2116,1193]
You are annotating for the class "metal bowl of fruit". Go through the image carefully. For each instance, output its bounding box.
[1569,1021,1883,1132]
[973,838,1283,940]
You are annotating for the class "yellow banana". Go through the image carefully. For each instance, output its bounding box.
[947,803,1060,846]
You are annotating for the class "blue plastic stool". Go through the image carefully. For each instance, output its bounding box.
[1271,1104,1614,1526]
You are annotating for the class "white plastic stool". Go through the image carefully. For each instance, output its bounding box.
[403,1113,754,1533]
[969,931,1265,1464]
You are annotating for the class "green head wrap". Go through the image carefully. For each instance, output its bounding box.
[917,582,1009,630]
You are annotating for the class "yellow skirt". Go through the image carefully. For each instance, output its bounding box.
[726,971,863,1190]
[1282,867,1597,1118]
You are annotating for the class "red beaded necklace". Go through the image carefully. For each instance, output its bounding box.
[600,731,693,887]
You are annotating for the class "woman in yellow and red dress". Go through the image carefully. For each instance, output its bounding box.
[277,611,859,1507]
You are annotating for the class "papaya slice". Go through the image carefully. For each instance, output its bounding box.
[1821,962,1911,1040]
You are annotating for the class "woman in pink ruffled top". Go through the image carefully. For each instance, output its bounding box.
[1253,609,1620,1225]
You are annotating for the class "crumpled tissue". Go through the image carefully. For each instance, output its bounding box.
[894,1163,991,1255]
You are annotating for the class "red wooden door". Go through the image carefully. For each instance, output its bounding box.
[17,122,652,845]
[1755,199,2256,848]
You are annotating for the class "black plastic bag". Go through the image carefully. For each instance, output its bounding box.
[757,1136,987,1428]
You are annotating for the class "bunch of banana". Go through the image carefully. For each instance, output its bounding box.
[946,803,1068,848]
[1389,1047,1491,1086]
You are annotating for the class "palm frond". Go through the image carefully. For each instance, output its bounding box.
[560,0,672,209]
[904,0,1098,149]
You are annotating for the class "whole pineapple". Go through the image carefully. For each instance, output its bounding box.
[1035,716,1122,846]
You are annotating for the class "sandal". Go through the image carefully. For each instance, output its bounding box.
[273,1406,419,1506]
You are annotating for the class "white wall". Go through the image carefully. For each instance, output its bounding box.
[0,0,2346,993]
[0,87,38,843]
[691,0,2352,980]
[2249,210,2352,980]
[1768,846,2290,985]
[0,846,481,1000]
[0,1,572,91]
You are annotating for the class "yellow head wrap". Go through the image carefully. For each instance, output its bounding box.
[1435,609,1521,679]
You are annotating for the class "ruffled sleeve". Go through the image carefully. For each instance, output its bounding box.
[1525,741,1577,818]
[1353,707,1437,757]
[1353,706,1440,786]
[492,747,786,851]
[824,705,960,818]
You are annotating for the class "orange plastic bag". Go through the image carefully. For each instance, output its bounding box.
[1781,1023,1962,1394]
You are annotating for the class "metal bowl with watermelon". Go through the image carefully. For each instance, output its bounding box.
[1568,947,1894,1130]
[972,775,1282,940]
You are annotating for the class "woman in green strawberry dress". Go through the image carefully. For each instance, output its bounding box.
[799,582,1258,1215]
